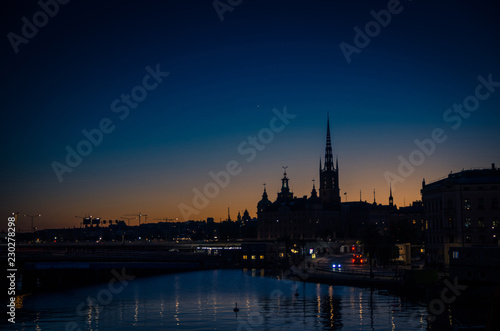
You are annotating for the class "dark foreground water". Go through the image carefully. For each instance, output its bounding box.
[4,269,429,330]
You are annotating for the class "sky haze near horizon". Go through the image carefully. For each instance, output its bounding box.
[1,0,499,231]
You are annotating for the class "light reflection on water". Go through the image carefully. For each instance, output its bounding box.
[2,269,428,330]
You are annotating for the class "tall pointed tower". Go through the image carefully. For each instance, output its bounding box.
[389,183,394,207]
[319,115,341,208]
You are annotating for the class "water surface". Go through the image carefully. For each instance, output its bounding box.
[4,269,428,330]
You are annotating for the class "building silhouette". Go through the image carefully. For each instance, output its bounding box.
[421,164,500,268]
[257,117,342,240]
[319,115,341,208]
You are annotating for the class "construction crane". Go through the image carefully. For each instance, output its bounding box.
[124,213,147,226]
[120,216,136,226]
[24,214,41,233]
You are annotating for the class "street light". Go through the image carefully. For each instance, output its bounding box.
[25,214,41,233]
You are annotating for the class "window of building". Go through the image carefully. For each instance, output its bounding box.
[465,235,472,243]
[465,218,471,229]
[492,198,498,209]
[464,199,471,210]
[243,255,247,260]
[260,255,264,260]
[452,251,459,259]
[478,218,485,228]
[449,235,454,243]
[478,198,484,210]
[251,255,256,260]
[493,217,499,229]
[447,200,453,209]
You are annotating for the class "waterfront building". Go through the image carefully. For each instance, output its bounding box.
[257,117,342,240]
[421,164,500,268]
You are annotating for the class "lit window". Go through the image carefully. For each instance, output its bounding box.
[452,251,459,259]
[493,218,499,228]
[464,199,471,210]
[465,218,471,229]
[251,255,256,260]
[479,218,485,228]
[243,255,247,260]
[260,255,264,260]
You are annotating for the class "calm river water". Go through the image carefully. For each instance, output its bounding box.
[4,269,429,330]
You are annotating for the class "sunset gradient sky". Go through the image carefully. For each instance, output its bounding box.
[1,0,499,231]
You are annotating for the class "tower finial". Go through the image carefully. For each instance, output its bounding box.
[389,183,394,206]
[324,114,333,171]
[310,178,318,199]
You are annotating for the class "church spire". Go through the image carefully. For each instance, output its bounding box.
[310,179,318,198]
[319,113,341,208]
[389,183,394,207]
[262,183,268,199]
[277,166,293,202]
[281,166,289,194]
[257,183,271,213]
[324,113,333,171]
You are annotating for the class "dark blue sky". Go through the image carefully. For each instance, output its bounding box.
[1,0,499,229]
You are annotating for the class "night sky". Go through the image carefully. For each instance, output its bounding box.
[1,0,499,230]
